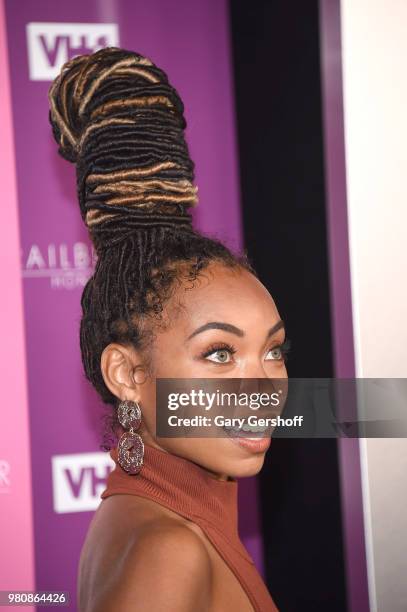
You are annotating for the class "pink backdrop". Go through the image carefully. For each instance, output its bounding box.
[0,0,35,602]
[1,0,263,607]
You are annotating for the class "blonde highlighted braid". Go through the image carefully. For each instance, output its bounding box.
[48,47,255,448]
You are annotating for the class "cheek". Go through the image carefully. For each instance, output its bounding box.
[266,360,288,377]
[280,363,288,378]
[151,344,197,377]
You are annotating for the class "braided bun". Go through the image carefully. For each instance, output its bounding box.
[48,47,197,253]
[48,47,254,446]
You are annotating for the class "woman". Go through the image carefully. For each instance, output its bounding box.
[48,47,289,611]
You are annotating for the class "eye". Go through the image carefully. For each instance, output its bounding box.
[266,339,291,362]
[200,343,236,364]
[267,346,283,360]
[199,339,291,364]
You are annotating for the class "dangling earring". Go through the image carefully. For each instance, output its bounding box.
[117,399,144,475]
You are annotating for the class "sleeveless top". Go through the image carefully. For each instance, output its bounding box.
[100,444,279,612]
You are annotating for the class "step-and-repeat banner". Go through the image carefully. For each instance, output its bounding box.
[1,0,264,606]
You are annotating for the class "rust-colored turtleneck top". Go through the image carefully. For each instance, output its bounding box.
[100,444,278,612]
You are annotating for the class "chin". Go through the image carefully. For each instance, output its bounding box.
[225,452,267,479]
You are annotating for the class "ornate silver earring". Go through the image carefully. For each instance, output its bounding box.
[117,399,144,475]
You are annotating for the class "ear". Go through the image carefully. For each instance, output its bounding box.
[100,343,147,402]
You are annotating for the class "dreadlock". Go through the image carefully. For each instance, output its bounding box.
[48,47,256,448]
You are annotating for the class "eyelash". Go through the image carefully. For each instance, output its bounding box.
[200,339,292,363]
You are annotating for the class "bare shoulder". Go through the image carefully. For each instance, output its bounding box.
[99,520,212,612]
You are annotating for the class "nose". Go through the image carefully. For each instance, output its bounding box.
[237,376,257,392]
[237,359,287,395]
[237,361,267,395]
[239,358,269,380]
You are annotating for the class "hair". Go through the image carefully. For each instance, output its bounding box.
[48,47,257,449]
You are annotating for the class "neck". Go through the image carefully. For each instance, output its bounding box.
[143,438,232,482]
[103,442,239,537]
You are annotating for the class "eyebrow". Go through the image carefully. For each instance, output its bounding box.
[186,319,285,341]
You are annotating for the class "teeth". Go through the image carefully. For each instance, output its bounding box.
[222,424,242,431]
[242,424,268,433]
[223,423,268,434]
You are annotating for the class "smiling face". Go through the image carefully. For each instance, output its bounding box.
[102,260,288,480]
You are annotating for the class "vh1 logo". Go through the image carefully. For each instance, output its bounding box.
[52,452,115,513]
[26,22,119,81]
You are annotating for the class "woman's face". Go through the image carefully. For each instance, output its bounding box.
[109,261,288,480]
